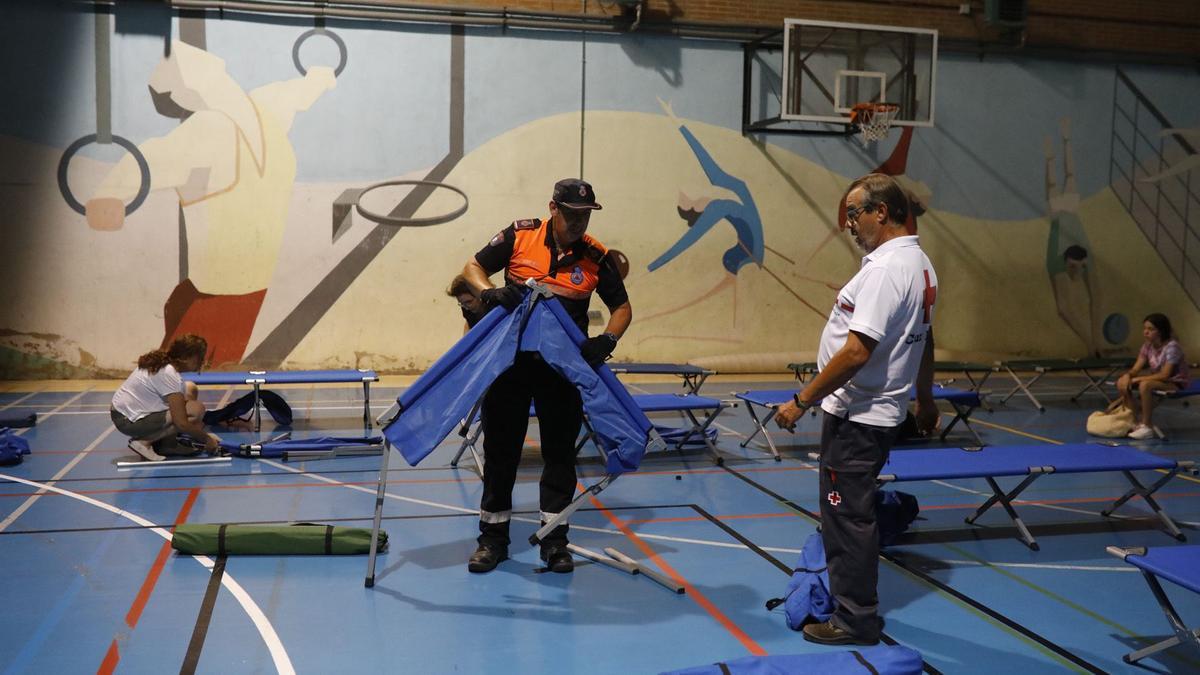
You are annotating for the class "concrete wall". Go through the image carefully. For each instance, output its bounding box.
[1,1,1197,376]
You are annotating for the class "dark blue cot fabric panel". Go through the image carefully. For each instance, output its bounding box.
[1166,379,1200,398]
[609,363,707,375]
[882,444,1176,482]
[736,390,797,407]
[632,394,722,413]
[224,436,382,457]
[183,369,378,385]
[927,385,981,407]
[1127,545,1200,595]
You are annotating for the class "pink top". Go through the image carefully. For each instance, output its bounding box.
[1138,339,1190,386]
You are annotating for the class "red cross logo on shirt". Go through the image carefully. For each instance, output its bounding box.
[827,490,842,507]
[922,269,937,324]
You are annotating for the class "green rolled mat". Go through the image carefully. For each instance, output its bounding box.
[171,523,387,555]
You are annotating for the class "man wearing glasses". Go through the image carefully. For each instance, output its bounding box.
[459,178,632,574]
[774,173,939,646]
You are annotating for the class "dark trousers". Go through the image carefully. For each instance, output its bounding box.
[478,353,583,548]
[818,411,899,640]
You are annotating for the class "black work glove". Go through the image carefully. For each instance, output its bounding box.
[580,333,618,366]
[479,285,525,311]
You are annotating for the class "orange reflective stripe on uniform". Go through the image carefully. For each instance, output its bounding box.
[505,219,607,300]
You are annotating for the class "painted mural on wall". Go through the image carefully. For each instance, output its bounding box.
[86,42,335,367]
[0,5,1197,378]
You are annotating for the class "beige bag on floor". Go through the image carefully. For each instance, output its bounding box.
[1086,401,1135,438]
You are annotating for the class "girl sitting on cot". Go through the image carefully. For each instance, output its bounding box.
[110,334,220,461]
[1117,313,1190,440]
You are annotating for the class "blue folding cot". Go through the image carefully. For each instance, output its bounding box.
[875,444,1195,550]
[225,435,383,461]
[1107,544,1200,664]
[736,385,985,460]
[365,283,665,587]
[451,392,730,475]
[183,369,379,430]
[1145,378,1200,439]
[607,363,715,394]
[995,357,1133,411]
[789,360,996,394]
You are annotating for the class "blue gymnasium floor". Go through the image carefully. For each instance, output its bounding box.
[1,373,1198,674]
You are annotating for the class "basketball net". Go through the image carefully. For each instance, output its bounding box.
[850,102,900,144]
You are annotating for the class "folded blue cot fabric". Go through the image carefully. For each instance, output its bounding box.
[382,291,655,475]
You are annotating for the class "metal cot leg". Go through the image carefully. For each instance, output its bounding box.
[364,438,395,588]
[1123,571,1200,663]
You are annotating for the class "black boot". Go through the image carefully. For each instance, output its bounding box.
[540,544,574,573]
[468,543,508,573]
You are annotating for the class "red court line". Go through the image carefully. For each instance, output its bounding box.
[97,488,199,675]
[584,485,767,657]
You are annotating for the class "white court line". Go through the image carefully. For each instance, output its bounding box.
[258,459,799,552]
[0,390,103,532]
[1,389,42,411]
[0,472,294,675]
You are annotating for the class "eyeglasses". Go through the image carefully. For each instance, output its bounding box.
[844,202,877,224]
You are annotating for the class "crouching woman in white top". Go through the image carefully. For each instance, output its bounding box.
[110,334,219,461]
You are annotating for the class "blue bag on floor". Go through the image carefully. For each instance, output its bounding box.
[0,428,31,466]
[203,390,293,426]
[876,489,919,546]
[765,531,832,630]
[659,645,924,674]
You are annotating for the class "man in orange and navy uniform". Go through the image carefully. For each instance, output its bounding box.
[460,178,632,574]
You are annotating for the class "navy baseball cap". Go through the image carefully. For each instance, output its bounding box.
[552,178,602,210]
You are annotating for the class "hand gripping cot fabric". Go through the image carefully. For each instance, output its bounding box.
[658,644,923,675]
[171,523,386,555]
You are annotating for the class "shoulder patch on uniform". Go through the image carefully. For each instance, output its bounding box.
[489,230,506,247]
[513,218,540,230]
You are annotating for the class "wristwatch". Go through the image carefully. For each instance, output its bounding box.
[602,331,619,344]
[793,393,813,411]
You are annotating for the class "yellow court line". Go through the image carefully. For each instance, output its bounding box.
[969,417,1063,445]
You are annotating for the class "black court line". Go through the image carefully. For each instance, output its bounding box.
[720,465,1107,674]
[180,554,225,675]
[686,503,942,675]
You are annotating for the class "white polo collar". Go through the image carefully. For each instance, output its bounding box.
[862,235,920,266]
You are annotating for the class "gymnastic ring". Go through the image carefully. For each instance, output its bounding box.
[56,133,151,216]
[354,180,469,227]
[292,27,348,77]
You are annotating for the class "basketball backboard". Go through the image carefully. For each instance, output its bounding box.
[781,19,937,128]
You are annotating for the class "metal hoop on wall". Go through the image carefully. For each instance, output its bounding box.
[57,134,151,215]
[292,27,348,77]
[354,180,469,227]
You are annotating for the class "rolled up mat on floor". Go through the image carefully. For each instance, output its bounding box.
[172,523,387,555]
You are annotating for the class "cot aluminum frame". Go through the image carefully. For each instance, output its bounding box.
[875,447,1194,551]
[1107,545,1200,664]
[607,363,715,395]
[184,369,379,431]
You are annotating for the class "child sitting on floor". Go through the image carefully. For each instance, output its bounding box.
[110,334,220,461]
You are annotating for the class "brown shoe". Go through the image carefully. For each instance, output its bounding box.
[802,620,879,646]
